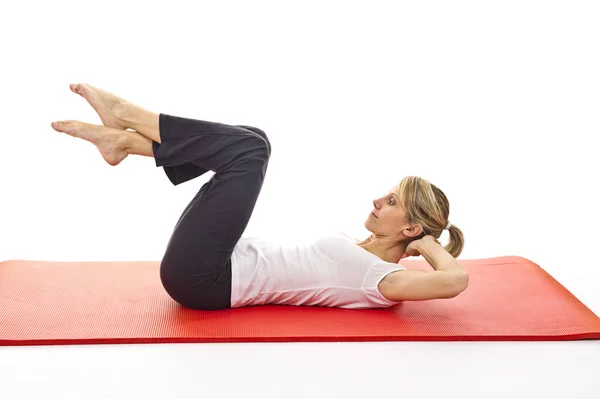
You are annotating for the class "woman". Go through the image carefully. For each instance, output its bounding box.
[51,83,469,311]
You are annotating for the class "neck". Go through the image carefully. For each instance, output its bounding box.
[357,234,407,263]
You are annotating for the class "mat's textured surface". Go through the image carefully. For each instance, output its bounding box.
[1,256,599,345]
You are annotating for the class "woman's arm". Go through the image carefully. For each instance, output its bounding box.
[415,236,466,273]
[378,237,469,301]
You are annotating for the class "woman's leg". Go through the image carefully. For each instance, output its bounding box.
[67,84,272,185]
[69,83,273,155]
[53,114,271,311]
[56,84,272,310]
[153,113,271,310]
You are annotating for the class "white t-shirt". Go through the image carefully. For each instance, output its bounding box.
[230,231,405,309]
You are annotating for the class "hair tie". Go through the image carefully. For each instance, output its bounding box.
[445,221,452,230]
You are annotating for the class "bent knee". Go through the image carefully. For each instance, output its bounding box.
[238,125,272,157]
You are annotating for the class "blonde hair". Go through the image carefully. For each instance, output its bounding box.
[396,176,464,258]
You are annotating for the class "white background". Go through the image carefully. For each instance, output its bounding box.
[1,1,599,398]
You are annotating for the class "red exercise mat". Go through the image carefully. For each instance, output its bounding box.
[1,256,599,346]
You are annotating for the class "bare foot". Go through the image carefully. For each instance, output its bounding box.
[51,120,128,166]
[69,83,129,130]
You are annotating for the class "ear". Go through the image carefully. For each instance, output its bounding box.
[403,223,423,238]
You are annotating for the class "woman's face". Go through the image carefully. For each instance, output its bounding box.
[365,186,410,237]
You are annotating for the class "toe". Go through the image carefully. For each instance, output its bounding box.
[51,120,75,133]
[51,121,63,131]
[70,84,84,95]
[51,121,63,132]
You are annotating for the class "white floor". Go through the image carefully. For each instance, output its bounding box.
[2,1,599,398]
[1,340,599,398]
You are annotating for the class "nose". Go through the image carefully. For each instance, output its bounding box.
[372,198,380,209]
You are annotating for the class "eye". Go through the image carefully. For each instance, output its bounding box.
[387,197,394,205]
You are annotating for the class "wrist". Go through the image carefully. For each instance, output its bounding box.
[420,235,436,246]
[418,236,438,252]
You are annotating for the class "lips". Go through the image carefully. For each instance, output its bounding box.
[371,212,378,218]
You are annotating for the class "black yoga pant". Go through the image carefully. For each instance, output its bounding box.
[153,113,271,310]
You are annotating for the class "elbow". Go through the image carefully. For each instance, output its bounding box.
[448,272,469,298]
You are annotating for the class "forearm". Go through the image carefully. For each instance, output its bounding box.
[417,239,466,273]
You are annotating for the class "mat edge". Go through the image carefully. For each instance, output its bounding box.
[2,333,600,347]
